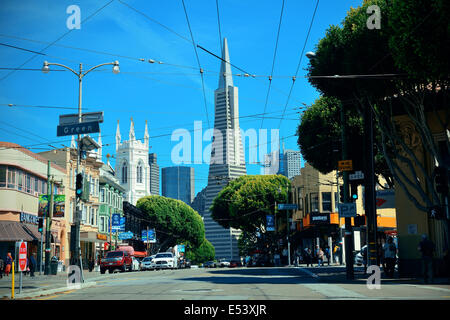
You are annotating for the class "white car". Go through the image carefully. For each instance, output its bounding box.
[131,256,141,271]
[141,256,154,271]
[218,259,230,267]
[153,252,176,269]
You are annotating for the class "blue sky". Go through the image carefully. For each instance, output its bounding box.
[0,0,362,194]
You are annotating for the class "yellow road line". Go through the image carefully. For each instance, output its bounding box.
[36,290,75,300]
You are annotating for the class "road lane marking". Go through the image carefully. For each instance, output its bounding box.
[301,283,366,299]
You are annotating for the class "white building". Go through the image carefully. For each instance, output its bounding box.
[115,118,151,205]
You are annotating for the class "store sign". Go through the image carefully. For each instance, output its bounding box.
[20,212,39,225]
[310,212,330,225]
[97,234,107,241]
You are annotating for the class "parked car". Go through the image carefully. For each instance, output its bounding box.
[218,259,230,267]
[100,250,133,274]
[141,256,154,271]
[203,261,217,268]
[229,260,241,268]
[152,252,176,269]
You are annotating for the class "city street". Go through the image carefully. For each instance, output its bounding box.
[4,266,449,300]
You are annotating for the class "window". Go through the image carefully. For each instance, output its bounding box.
[122,163,127,184]
[17,170,23,191]
[7,167,16,189]
[310,193,319,212]
[334,192,339,211]
[322,192,332,212]
[0,165,6,187]
[90,207,95,225]
[34,177,38,193]
[100,188,105,203]
[297,187,303,210]
[100,216,105,233]
[137,163,143,184]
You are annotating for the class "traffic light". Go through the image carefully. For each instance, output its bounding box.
[354,215,366,227]
[38,217,43,233]
[435,166,448,195]
[350,182,358,202]
[76,173,83,199]
[339,185,344,203]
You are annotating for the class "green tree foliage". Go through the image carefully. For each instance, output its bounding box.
[137,195,205,251]
[185,239,215,264]
[296,96,364,174]
[210,175,290,233]
[388,0,450,82]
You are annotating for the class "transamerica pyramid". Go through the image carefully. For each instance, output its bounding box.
[202,38,247,261]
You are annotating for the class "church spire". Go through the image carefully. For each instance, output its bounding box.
[115,120,121,152]
[144,120,149,147]
[129,117,135,141]
[218,37,233,89]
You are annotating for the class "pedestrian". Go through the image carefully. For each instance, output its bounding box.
[274,252,281,267]
[88,257,95,272]
[4,253,13,277]
[0,256,4,279]
[383,237,397,278]
[333,243,341,264]
[325,246,331,266]
[316,246,324,267]
[29,253,37,277]
[418,234,435,284]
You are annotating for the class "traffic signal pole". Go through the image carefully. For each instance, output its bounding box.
[341,103,354,280]
[44,169,54,275]
[364,106,378,267]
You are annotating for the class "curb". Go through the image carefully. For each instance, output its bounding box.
[1,280,98,300]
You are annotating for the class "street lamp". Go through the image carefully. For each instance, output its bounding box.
[42,60,120,282]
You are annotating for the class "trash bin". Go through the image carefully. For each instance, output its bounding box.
[50,256,58,275]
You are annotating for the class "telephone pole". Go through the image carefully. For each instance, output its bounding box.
[44,166,54,275]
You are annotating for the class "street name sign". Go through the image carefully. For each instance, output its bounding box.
[338,202,357,218]
[349,170,364,180]
[59,112,104,125]
[111,213,121,231]
[278,204,298,210]
[266,215,275,231]
[118,231,133,240]
[57,121,100,137]
[338,160,353,172]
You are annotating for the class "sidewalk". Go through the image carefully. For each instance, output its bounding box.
[0,269,110,300]
[296,264,450,287]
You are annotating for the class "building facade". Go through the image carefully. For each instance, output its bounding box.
[161,166,194,205]
[115,118,151,205]
[39,144,104,268]
[0,142,66,267]
[283,149,301,179]
[148,153,160,196]
[202,38,247,261]
[98,156,125,253]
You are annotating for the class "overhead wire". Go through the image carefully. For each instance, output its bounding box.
[260,0,285,129]
[0,0,116,82]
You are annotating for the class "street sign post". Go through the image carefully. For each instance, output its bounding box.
[278,204,298,210]
[57,121,100,137]
[111,213,121,231]
[338,203,357,218]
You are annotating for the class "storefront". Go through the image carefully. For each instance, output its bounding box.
[0,220,40,266]
[80,231,107,268]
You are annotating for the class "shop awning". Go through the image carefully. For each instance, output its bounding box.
[80,231,108,243]
[0,221,39,242]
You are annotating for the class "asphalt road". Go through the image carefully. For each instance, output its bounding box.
[34,266,450,300]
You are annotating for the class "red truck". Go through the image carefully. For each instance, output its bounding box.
[100,246,134,274]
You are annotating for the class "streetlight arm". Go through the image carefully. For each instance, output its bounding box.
[82,62,115,77]
[46,62,79,77]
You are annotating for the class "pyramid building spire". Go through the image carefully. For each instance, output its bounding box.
[218,38,233,89]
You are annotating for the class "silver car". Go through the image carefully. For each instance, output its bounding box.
[141,256,154,271]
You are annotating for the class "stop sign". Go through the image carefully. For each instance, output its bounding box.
[18,241,27,272]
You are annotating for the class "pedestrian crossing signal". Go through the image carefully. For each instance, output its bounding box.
[76,173,83,199]
[38,217,43,233]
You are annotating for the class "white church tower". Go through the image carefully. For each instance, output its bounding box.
[115,118,151,205]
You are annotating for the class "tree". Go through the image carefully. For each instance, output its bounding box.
[305,0,448,212]
[137,195,205,252]
[210,175,290,233]
[185,239,215,264]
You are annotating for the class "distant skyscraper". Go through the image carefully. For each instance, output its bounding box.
[161,166,194,205]
[202,38,246,261]
[148,153,160,195]
[284,149,301,179]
